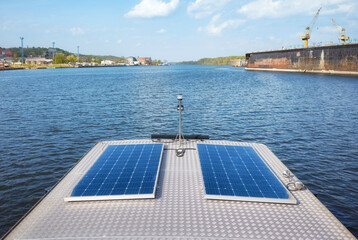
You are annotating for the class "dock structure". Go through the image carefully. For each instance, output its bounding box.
[4,139,355,239]
[245,43,358,76]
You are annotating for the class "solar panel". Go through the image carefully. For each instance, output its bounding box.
[197,144,296,204]
[65,143,164,201]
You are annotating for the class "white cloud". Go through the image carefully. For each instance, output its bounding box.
[2,20,19,30]
[187,0,231,19]
[105,40,110,43]
[324,3,355,14]
[198,14,245,35]
[157,29,166,33]
[125,0,179,18]
[320,26,339,33]
[45,29,57,34]
[237,0,356,19]
[117,40,122,45]
[296,32,304,37]
[70,27,84,35]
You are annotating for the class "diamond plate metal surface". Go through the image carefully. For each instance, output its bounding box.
[5,140,355,239]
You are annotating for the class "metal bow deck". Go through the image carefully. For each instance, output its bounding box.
[4,139,355,239]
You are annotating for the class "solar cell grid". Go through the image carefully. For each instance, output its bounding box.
[67,143,163,201]
[197,144,296,204]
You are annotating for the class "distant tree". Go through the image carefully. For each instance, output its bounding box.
[118,57,126,63]
[86,56,92,62]
[152,60,162,65]
[5,46,127,64]
[96,58,102,64]
[66,55,77,63]
[12,53,19,62]
[55,53,66,64]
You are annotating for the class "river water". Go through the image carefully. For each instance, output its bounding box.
[0,65,357,237]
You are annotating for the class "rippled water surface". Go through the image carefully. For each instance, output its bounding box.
[1,65,357,237]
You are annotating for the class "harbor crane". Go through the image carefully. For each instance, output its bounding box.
[301,7,321,48]
[331,18,349,44]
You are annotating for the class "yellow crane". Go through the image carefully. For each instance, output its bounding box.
[302,7,321,48]
[331,18,349,44]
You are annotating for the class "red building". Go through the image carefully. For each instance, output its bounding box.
[137,57,152,65]
[5,49,14,57]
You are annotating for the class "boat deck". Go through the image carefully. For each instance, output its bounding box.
[4,140,355,239]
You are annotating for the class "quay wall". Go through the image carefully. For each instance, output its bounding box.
[245,44,358,75]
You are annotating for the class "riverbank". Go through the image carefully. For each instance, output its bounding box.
[0,67,25,71]
[0,64,169,71]
[0,64,73,71]
[246,67,358,76]
[0,64,131,71]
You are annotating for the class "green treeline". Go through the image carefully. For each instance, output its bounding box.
[6,47,119,62]
[9,47,71,59]
[178,56,245,65]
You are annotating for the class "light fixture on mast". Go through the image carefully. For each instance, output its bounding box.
[52,42,55,61]
[20,37,24,64]
[176,94,185,157]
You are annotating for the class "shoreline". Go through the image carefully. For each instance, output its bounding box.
[0,67,25,71]
[245,67,358,77]
[0,64,165,71]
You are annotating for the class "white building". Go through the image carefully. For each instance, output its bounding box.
[126,57,137,66]
[25,58,53,65]
[101,60,115,65]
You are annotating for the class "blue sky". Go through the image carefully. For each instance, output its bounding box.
[1,0,357,61]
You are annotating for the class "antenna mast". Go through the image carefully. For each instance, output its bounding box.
[20,37,24,64]
[52,42,55,62]
[176,94,185,157]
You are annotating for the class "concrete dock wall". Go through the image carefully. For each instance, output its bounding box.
[245,67,358,76]
[246,44,358,74]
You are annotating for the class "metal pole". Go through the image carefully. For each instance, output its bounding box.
[176,94,185,157]
[52,42,55,61]
[20,37,24,64]
[178,98,182,148]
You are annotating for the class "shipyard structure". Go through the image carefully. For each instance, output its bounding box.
[245,43,358,76]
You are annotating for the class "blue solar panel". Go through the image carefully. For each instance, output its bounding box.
[197,144,291,201]
[70,144,163,198]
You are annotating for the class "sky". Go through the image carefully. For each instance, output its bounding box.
[1,0,358,62]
